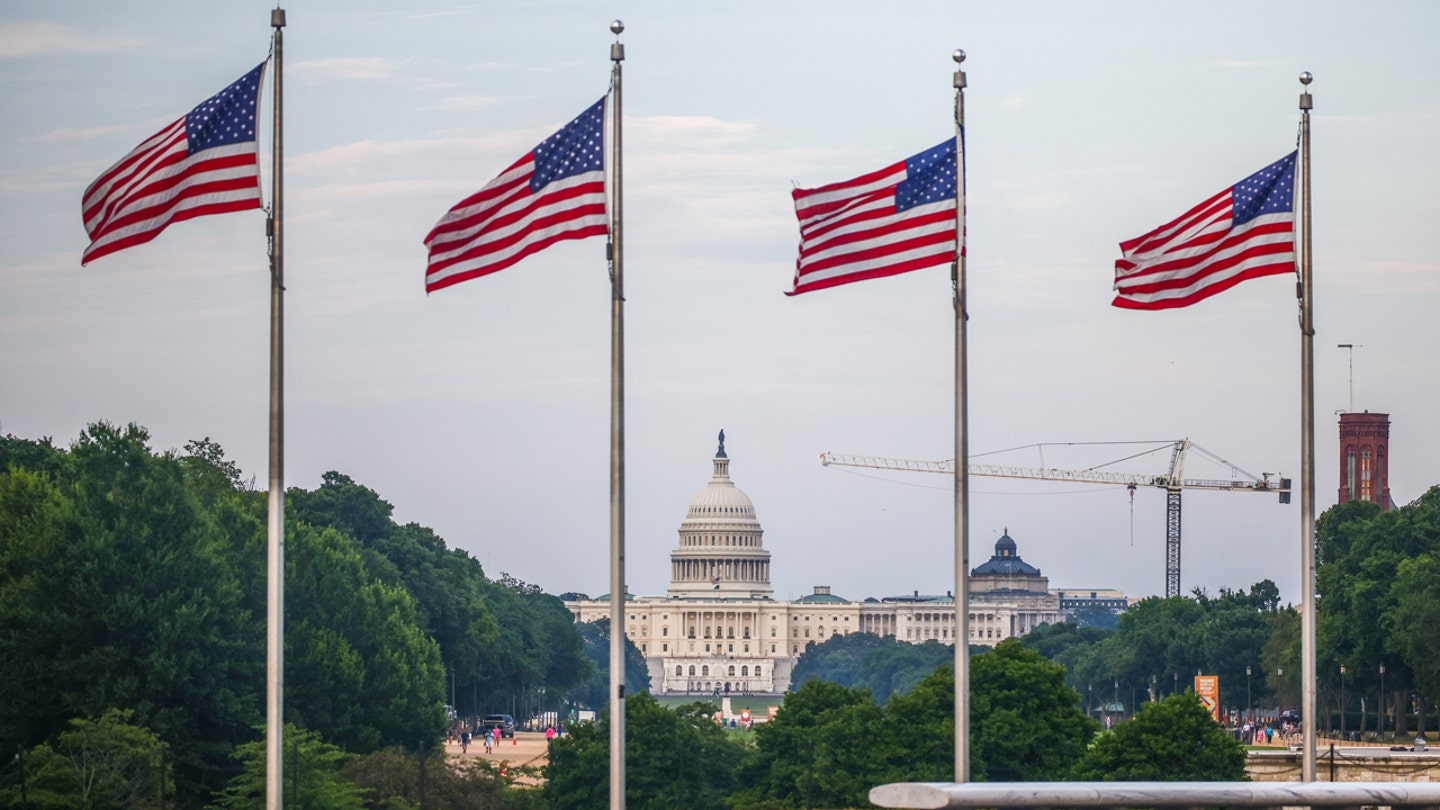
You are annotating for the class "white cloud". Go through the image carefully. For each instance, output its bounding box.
[0,21,141,58]
[1212,59,1284,68]
[292,57,405,80]
[31,123,143,144]
[630,115,757,145]
[425,94,507,111]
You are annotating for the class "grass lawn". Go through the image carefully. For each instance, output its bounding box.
[651,693,784,716]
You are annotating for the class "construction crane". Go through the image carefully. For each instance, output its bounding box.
[820,439,1290,598]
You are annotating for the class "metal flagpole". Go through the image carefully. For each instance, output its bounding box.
[1297,70,1316,783]
[951,48,970,784]
[607,19,627,810]
[265,6,287,809]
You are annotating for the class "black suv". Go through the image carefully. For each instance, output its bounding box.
[481,713,516,738]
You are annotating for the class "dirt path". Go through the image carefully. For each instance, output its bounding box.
[446,731,552,783]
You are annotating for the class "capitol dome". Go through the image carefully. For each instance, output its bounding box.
[668,431,773,599]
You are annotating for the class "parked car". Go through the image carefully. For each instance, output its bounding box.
[481,713,516,738]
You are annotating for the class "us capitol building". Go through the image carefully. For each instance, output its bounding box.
[565,433,1069,696]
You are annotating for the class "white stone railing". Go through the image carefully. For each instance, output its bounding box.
[869,780,1440,809]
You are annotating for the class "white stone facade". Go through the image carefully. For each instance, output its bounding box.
[565,436,1068,696]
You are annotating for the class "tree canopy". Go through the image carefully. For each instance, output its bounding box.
[788,631,984,703]
[546,693,743,810]
[0,422,599,807]
[1070,691,1247,781]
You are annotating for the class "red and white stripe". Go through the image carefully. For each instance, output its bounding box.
[789,160,956,296]
[81,119,262,265]
[1112,189,1294,310]
[423,154,607,294]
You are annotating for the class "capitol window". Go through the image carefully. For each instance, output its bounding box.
[676,666,683,676]
[755,666,762,677]
[689,666,696,676]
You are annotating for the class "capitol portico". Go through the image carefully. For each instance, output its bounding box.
[565,433,1069,696]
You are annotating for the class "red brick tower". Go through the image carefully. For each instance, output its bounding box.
[1337,412,1391,510]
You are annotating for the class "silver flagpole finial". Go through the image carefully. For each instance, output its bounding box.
[1299,71,1313,85]
[953,49,966,64]
[610,19,624,36]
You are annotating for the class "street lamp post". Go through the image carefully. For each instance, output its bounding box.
[1247,666,1253,721]
[1380,663,1387,739]
[1087,683,1092,717]
[1340,664,1347,741]
[1151,674,1157,703]
[1114,681,1120,723]
[1173,672,1178,696]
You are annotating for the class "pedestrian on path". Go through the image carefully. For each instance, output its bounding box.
[483,729,493,754]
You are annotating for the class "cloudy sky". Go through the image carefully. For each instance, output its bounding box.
[2,1,1436,607]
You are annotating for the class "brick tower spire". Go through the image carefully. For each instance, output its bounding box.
[1338,411,1392,510]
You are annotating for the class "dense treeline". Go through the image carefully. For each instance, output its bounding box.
[0,422,622,807]
[1010,486,1440,735]
[545,641,1245,809]
[5,419,1435,807]
[1313,488,1440,734]
[787,631,987,703]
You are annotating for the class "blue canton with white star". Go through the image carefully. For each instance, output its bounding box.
[1231,151,1296,225]
[896,138,958,212]
[185,63,263,154]
[532,96,606,192]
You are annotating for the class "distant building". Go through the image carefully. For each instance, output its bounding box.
[565,434,1073,696]
[1052,588,1131,612]
[1338,411,1393,510]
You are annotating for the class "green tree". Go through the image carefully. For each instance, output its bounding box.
[285,521,448,753]
[546,693,743,810]
[731,678,883,809]
[1316,492,1434,732]
[1070,691,1246,781]
[876,643,1096,784]
[1020,620,1112,676]
[1259,607,1300,711]
[0,431,64,478]
[0,423,263,804]
[573,619,645,710]
[4,709,172,810]
[789,632,974,703]
[969,640,1097,781]
[210,725,368,810]
[1069,605,1121,632]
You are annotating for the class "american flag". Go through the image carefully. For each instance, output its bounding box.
[425,97,608,293]
[789,137,960,296]
[81,63,265,265]
[1112,152,1297,310]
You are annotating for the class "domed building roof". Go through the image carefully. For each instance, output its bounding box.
[668,431,773,599]
[970,529,1050,596]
